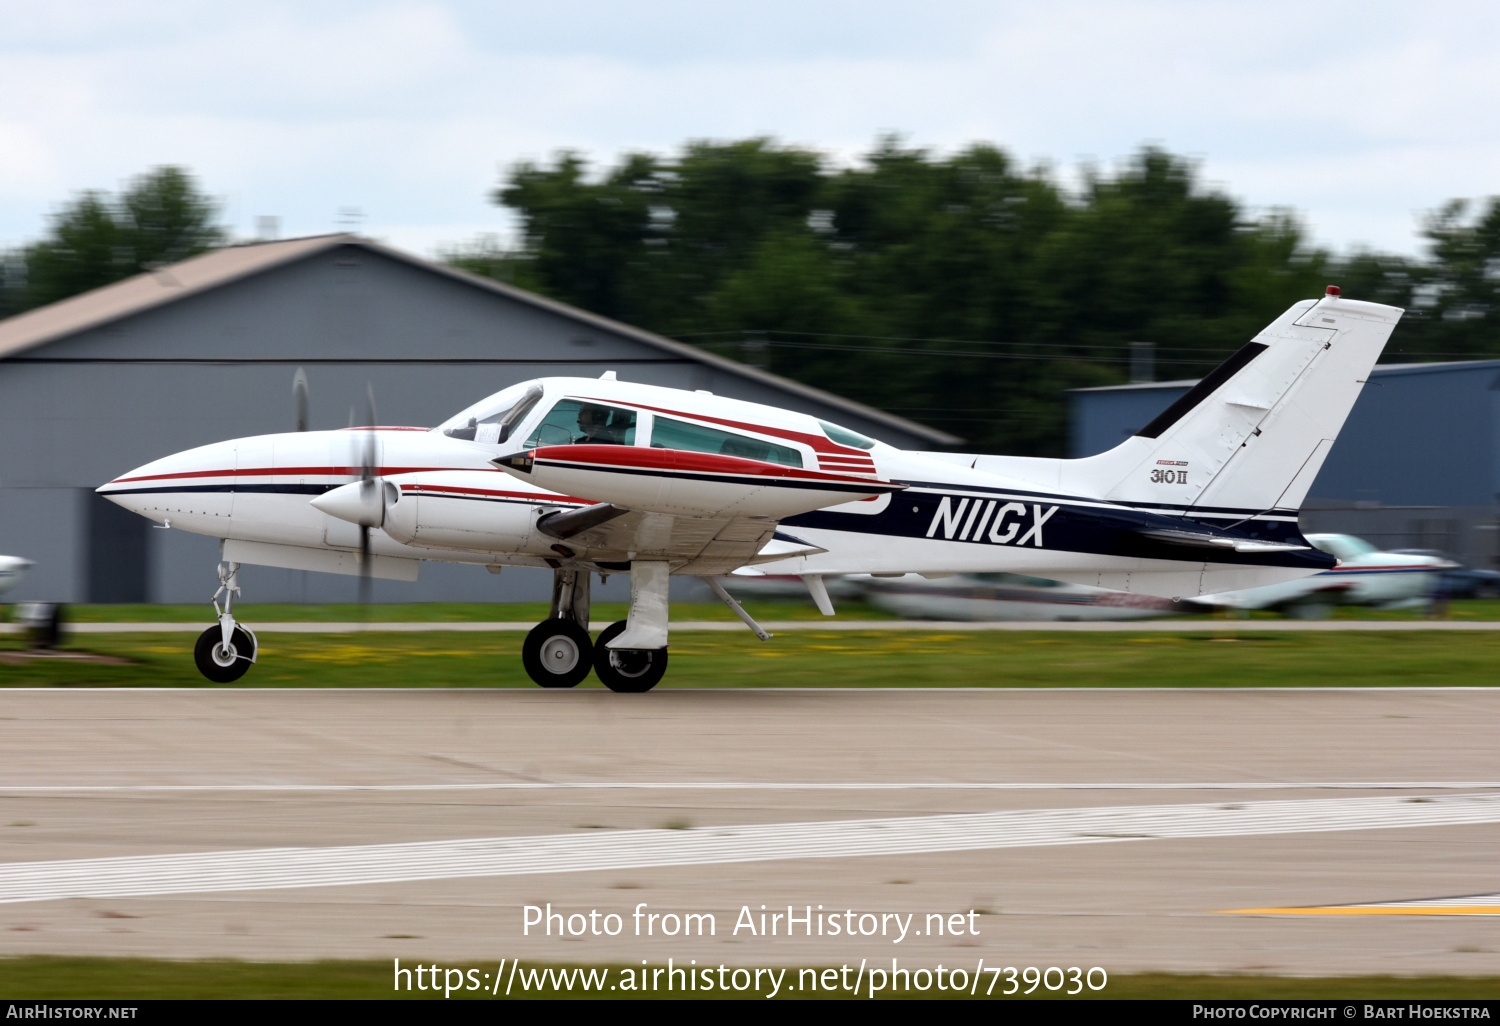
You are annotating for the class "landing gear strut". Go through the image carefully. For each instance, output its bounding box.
[521,567,594,688]
[521,563,672,691]
[193,560,258,683]
[594,560,670,693]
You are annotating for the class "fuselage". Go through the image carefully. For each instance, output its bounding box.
[97,375,1335,598]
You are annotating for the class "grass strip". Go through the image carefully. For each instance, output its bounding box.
[1,956,1498,1000]
[27,599,1500,624]
[4,626,1500,689]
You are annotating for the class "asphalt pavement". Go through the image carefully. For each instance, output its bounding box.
[0,687,1497,976]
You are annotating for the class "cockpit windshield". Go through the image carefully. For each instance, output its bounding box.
[437,381,545,443]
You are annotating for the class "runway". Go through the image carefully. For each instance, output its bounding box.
[0,687,1497,975]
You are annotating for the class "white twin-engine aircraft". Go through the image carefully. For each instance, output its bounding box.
[99,289,1401,691]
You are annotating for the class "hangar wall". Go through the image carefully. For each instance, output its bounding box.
[0,238,949,604]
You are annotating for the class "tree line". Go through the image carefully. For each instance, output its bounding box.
[5,146,1500,455]
[449,138,1500,454]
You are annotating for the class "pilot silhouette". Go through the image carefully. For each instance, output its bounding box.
[578,405,625,444]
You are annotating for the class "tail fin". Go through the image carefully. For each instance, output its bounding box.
[1075,291,1403,511]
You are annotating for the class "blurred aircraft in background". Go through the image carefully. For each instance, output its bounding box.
[98,290,1400,689]
[1183,533,1455,618]
[1389,549,1500,600]
[857,571,1176,621]
[0,555,33,598]
[849,533,1458,622]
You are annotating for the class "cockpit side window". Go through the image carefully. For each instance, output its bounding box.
[525,400,638,448]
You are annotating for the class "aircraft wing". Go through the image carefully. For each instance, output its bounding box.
[491,443,895,574]
[534,503,827,576]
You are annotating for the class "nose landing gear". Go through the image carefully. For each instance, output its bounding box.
[193,560,257,683]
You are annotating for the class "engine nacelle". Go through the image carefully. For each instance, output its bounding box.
[380,475,550,555]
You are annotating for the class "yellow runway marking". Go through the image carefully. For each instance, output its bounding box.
[1224,906,1500,916]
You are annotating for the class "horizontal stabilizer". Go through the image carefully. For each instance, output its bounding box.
[1136,528,1309,553]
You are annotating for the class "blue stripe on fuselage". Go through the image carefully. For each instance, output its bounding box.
[785,492,1333,571]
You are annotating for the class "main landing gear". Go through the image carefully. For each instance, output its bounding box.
[193,560,258,683]
[522,567,594,688]
[521,563,671,692]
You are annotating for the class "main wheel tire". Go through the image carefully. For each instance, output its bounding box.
[592,620,668,693]
[193,625,254,683]
[522,619,594,688]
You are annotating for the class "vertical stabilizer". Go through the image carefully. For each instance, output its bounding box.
[1074,292,1402,511]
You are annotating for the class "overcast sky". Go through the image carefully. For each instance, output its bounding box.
[3,0,1499,259]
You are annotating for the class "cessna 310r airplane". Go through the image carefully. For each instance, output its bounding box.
[98,288,1401,691]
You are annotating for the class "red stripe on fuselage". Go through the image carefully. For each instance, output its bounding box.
[532,444,893,485]
[111,465,489,484]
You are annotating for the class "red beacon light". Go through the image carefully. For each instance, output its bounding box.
[1325,285,1341,297]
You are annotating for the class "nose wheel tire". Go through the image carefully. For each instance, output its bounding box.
[193,625,255,683]
[593,620,668,693]
[522,619,594,688]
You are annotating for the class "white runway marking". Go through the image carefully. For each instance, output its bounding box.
[2,793,1498,905]
[2,781,1499,793]
[8,619,1500,634]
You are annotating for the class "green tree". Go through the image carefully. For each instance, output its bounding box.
[494,151,660,321]
[19,166,225,310]
[1400,198,1500,359]
[464,139,1414,456]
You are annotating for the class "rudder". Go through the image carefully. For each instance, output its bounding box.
[1079,291,1402,511]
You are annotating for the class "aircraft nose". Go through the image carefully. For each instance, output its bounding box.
[97,463,151,496]
[96,439,238,517]
[96,460,159,513]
